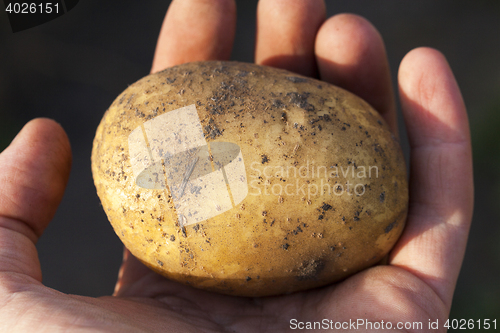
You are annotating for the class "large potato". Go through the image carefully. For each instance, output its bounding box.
[92,61,408,297]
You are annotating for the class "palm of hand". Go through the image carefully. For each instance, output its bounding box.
[0,1,473,332]
[2,257,443,332]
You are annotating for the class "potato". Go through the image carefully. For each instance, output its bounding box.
[92,61,408,297]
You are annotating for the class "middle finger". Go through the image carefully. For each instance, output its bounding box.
[255,0,326,77]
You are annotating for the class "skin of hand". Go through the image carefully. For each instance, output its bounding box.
[0,0,473,332]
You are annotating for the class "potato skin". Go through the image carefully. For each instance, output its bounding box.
[92,61,408,297]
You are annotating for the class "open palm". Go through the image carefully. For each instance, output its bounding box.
[0,1,473,332]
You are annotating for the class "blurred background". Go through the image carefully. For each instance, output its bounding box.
[1,0,499,326]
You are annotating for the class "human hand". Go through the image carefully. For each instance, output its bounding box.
[0,0,473,331]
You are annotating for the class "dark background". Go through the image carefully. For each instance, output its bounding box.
[1,0,499,325]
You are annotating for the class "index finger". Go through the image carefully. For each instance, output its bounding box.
[151,0,236,73]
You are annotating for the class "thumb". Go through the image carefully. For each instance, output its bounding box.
[0,118,71,281]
